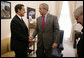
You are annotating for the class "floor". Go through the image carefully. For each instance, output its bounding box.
[62,39,75,57]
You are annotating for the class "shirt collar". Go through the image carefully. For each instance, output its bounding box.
[44,12,48,17]
[16,14,22,20]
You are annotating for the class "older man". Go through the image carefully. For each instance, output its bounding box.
[74,6,83,57]
[29,3,60,57]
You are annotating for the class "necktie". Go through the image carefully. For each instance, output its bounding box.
[42,16,45,30]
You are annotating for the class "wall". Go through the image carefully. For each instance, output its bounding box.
[76,1,83,8]
[1,1,56,40]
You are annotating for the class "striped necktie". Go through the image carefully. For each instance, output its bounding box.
[42,16,45,30]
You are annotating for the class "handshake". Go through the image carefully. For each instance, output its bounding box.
[29,37,33,42]
[29,37,35,46]
[29,36,58,48]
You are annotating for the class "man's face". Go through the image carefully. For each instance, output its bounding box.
[75,13,83,25]
[39,5,45,15]
[19,6,25,17]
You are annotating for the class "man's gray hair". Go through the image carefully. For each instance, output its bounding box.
[74,6,83,17]
[40,3,49,11]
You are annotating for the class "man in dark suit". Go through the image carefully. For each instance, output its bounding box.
[29,3,60,57]
[10,4,29,57]
[74,6,83,57]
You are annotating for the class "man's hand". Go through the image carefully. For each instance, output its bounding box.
[52,43,58,48]
[29,37,33,42]
[29,37,33,46]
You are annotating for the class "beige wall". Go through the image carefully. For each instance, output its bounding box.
[76,1,83,8]
[1,1,56,40]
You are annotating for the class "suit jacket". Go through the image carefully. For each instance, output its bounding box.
[77,29,83,57]
[32,13,60,49]
[10,15,29,51]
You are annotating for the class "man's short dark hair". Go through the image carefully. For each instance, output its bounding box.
[15,4,24,13]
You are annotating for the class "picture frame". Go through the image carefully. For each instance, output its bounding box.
[1,1,11,19]
[27,7,36,19]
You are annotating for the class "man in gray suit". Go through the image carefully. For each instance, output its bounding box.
[29,3,60,57]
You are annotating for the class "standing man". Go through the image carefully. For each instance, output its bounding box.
[30,3,60,57]
[10,4,29,57]
[74,6,83,57]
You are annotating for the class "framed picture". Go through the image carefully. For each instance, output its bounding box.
[1,1,11,19]
[27,7,36,19]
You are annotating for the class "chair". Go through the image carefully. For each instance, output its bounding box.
[58,30,64,51]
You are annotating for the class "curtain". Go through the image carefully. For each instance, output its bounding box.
[68,1,77,41]
[55,1,63,20]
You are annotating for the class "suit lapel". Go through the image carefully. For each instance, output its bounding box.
[39,13,50,31]
[16,15,28,29]
[40,16,43,31]
[45,13,50,30]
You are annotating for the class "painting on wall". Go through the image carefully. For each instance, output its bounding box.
[1,1,11,19]
[27,7,36,20]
